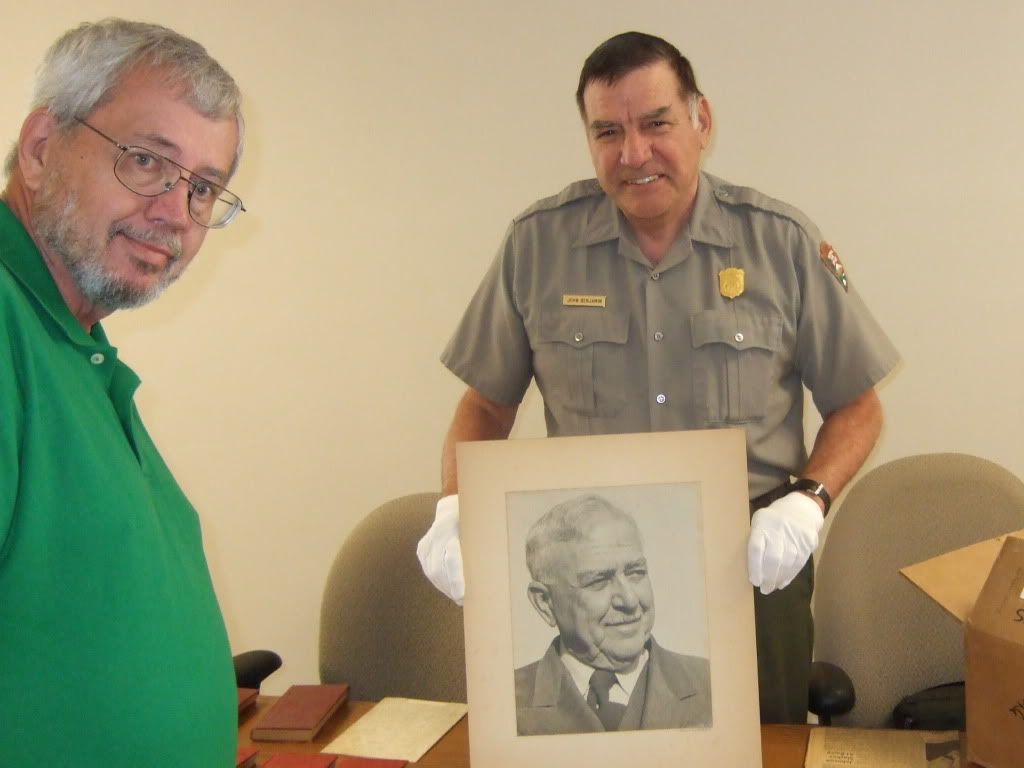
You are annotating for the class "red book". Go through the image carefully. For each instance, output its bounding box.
[238,687,259,715]
[337,758,408,768]
[262,754,338,768]
[236,745,259,768]
[250,683,350,742]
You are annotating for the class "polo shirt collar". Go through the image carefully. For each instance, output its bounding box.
[0,200,108,348]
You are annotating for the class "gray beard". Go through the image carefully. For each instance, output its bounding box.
[32,176,180,311]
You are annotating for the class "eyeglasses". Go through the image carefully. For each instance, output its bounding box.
[74,118,246,229]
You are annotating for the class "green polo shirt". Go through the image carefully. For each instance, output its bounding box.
[0,202,235,766]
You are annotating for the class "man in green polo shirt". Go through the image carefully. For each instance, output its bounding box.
[0,19,246,767]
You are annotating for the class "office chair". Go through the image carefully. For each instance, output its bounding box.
[809,453,1024,726]
[318,492,467,702]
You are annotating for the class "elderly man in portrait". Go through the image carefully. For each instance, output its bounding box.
[515,494,711,735]
[0,19,245,767]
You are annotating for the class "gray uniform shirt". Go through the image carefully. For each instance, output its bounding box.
[442,172,899,497]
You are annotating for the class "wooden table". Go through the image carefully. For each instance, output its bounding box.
[239,697,810,767]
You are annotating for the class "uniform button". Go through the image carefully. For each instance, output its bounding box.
[573,331,584,343]
[653,331,664,342]
[655,393,667,404]
[734,332,744,343]
[90,353,105,365]
[650,272,661,281]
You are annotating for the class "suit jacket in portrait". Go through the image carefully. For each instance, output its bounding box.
[513,637,712,735]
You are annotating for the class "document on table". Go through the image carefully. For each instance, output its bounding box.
[321,697,467,762]
[804,727,963,768]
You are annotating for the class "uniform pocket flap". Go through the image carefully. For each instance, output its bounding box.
[691,309,781,352]
[536,309,629,348]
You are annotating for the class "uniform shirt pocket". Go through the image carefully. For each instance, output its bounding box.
[691,308,782,424]
[533,309,629,416]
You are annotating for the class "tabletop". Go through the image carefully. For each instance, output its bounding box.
[239,696,810,767]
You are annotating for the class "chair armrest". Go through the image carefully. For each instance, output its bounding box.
[808,660,856,725]
[233,649,283,690]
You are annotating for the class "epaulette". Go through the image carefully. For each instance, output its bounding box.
[706,173,821,241]
[514,178,605,224]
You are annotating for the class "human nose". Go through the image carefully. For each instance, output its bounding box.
[144,176,192,228]
[609,575,641,612]
[619,129,652,168]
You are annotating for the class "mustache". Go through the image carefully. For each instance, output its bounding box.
[108,222,183,262]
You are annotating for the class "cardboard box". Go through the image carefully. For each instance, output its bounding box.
[901,530,1024,768]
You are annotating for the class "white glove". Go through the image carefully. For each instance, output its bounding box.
[747,491,824,595]
[416,494,464,605]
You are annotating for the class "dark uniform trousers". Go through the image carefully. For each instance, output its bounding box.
[750,482,814,725]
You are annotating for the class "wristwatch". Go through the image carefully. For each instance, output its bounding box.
[791,478,832,516]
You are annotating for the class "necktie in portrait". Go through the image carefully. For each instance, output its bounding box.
[587,669,627,730]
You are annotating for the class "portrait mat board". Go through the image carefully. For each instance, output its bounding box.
[458,429,761,768]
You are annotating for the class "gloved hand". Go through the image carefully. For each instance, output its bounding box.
[416,494,465,605]
[747,491,824,595]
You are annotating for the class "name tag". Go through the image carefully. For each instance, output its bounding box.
[562,294,606,308]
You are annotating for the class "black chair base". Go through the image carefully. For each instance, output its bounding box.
[233,649,283,690]
[808,660,856,725]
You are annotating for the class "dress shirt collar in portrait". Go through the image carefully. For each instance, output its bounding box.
[559,644,649,706]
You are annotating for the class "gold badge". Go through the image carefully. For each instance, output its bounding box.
[562,294,606,307]
[718,268,745,299]
[819,242,849,292]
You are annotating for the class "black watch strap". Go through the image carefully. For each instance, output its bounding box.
[791,478,832,515]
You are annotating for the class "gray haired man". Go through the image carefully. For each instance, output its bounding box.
[515,495,711,735]
[1,19,245,767]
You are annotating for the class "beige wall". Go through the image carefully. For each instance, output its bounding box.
[2,1,1022,693]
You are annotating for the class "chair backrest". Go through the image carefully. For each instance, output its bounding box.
[318,492,467,702]
[813,453,1024,726]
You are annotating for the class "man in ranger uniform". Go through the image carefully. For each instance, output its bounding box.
[418,31,899,723]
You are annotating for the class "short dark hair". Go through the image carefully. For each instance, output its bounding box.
[575,31,702,117]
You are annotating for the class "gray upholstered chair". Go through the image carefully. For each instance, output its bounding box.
[318,492,467,702]
[811,453,1024,726]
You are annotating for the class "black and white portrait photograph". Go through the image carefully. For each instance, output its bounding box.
[506,484,711,736]
[457,430,761,767]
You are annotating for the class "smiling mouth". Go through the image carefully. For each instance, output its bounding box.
[626,174,661,185]
[606,616,642,627]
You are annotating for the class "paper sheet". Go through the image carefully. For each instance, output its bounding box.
[804,727,963,768]
[320,697,467,762]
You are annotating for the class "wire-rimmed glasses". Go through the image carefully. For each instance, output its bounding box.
[74,118,245,229]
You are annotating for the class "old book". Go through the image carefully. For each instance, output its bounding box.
[236,745,259,768]
[336,757,408,768]
[261,753,339,768]
[238,687,259,715]
[250,683,350,742]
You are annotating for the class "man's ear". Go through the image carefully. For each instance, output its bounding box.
[696,96,713,149]
[17,109,61,192]
[527,581,558,628]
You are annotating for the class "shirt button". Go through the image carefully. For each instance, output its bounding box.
[656,393,667,404]
[573,331,584,343]
[650,272,661,281]
[90,353,105,365]
[734,332,744,343]
[653,331,664,342]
